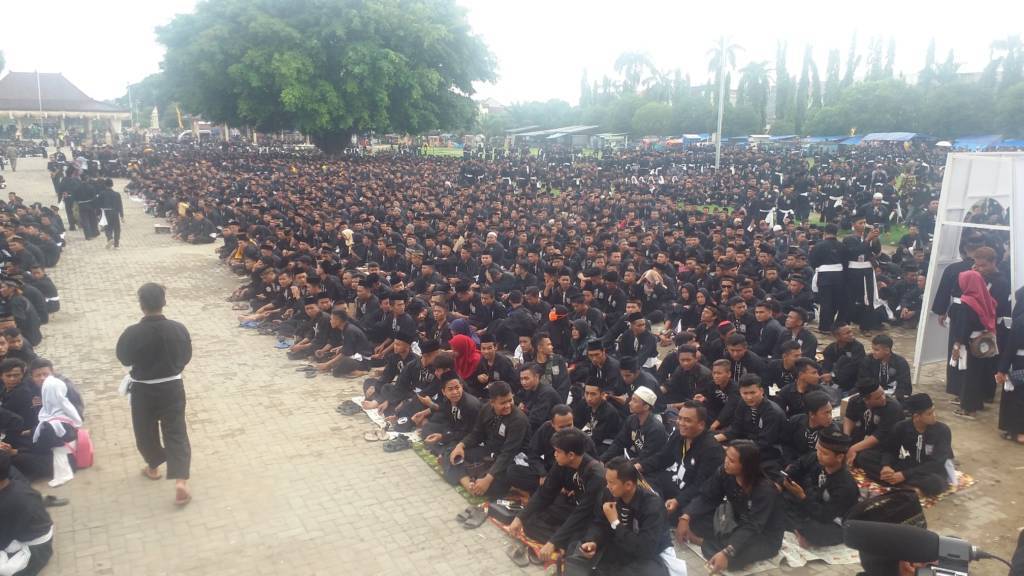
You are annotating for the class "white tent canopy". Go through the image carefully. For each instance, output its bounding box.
[913,152,1024,381]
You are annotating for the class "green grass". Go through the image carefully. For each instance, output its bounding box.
[422,146,464,157]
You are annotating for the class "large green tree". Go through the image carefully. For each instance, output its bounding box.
[736,61,770,132]
[157,0,495,153]
[631,102,674,136]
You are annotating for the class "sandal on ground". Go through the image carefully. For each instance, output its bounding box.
[336,401,363,416]
[383,435,413,452]
[455,506,475,523]
[141,467,162,480]
[527,547,545,566]
[305,371,318,379]
[363,428,389,442]
[295,365,317,372]
[953,409,976,420]
[43,495,69,507]
[506,543,530,567]
[462,507,488,529]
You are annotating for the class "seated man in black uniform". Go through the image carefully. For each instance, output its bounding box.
[567,456,677,576]
[856,393,953,496]
[445,381,529,498]
[507,428,605,565]
[780,428,860,548]
[421,372,480,455]
[0,452,55,576]
[600,386,667,471]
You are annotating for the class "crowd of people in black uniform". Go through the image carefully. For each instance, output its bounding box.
[115,139,1023,575]
[7,136,1023,576]
[0,165,86,575]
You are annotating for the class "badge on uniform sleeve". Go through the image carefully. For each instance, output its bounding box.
[925,444,934,455]
[552,365,560,375]
[498,423,506,437]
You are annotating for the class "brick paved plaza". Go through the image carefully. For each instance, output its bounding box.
[6,154,1020,576]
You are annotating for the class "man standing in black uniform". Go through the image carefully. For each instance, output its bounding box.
[98,179,124,248]
[809,224,845,333]
[116,283,194,506]
[842,217,882,332]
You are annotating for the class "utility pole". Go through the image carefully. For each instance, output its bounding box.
[715,35,727,170]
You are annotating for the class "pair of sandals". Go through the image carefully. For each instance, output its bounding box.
[336,399,362,416]
[455,506,487,529]
[505,542,545,567]
[362,427,413,452]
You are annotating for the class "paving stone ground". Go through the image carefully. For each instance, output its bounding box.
[5,153,1020,576]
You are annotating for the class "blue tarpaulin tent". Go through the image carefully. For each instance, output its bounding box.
[802,136,846,143]
[997,139,1024,148]
[839,135,864,145]
[953,135,1003,150]
[861,132,918,142]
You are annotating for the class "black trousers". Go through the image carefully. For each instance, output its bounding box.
[690,508,783,569]
[856,449,947,496]
[20,538,53,576]
[563,541,669,576]
[64,198,77,230]
[332,355,367,377]
[103,210,121,246]
[130,380,192,480]
[782,496,845,546]
[79,204,99,238]
[816,279,845,332]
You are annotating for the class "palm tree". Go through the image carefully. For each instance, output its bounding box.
[615,52,656,94]
[737,61,771,131]
[707,39,743,106]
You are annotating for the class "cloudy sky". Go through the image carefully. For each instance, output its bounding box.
[2,0,1021,104]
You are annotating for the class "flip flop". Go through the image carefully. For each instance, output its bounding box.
[455,506,475,523]
[383,436,412,452]
[363,428,389,442]
[336,401,363,416]
[305,371,318,379]
[506,543,530,567]
[527,547,545,566]
[462,507,488,529]
[43,495,69,507]
[295,365,317,372]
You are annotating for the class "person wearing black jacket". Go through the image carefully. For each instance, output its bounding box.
[649,401,724,525]
[679,440,785,571]
[773,357,826,418]
[764,340,802,397]
[751,301,785,358]
[599,386,667,472]
[660,345,711,410]
[616,312,658,368]
[579,382,623,449]
[0,452,55,576]
[518,363,562,434]
[508,428,605,564]
[773,307,818,360]
[115,283,193,506]
[697,359,741,431]
[98,179,124,248]
[716,374,787,466]
[469,334,518,398]
[571,456,676,576]
[782,390,839,464]
[506,405,594,493]
[446,381,529,498]
[821,324,865,394]
[857,393,952,496]
[809,224,846,332]
[422,373,481,455]
[780,428,860,547]
[358,331,418,410]
[725,333,768,384]
[857,334,912,402]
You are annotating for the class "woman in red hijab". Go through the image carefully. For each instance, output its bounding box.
[948,269,997,419]
[450,334,481,381]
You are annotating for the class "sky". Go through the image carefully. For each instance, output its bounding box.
[2,0,1022,105]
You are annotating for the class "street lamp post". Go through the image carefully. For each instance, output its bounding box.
[714,36,727,170]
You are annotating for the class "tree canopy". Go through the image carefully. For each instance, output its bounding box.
[157,0,495,152]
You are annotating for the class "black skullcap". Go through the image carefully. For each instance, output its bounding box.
[303,295,319,305]
[904,393,934,414]
[627,311,645,323]
[818,428,851,453]
[717,321,736,335]
[603,270,619,282]
[393,330,416,344]
[419,339,441,354]
[619,356,638,371]
[479,333,496,344]
[586,339,604,351]
[789,274,807,285]
[388,290,409,302]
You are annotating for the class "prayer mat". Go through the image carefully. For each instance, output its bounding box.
[349,395,420,441]
[685,530,862,573]
[488,514,559,570]
[850,467,976,508]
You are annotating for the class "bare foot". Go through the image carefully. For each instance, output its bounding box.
[142,466,162,480]
[174,481,191,506]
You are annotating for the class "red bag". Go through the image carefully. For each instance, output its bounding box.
[71,428,94,469]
